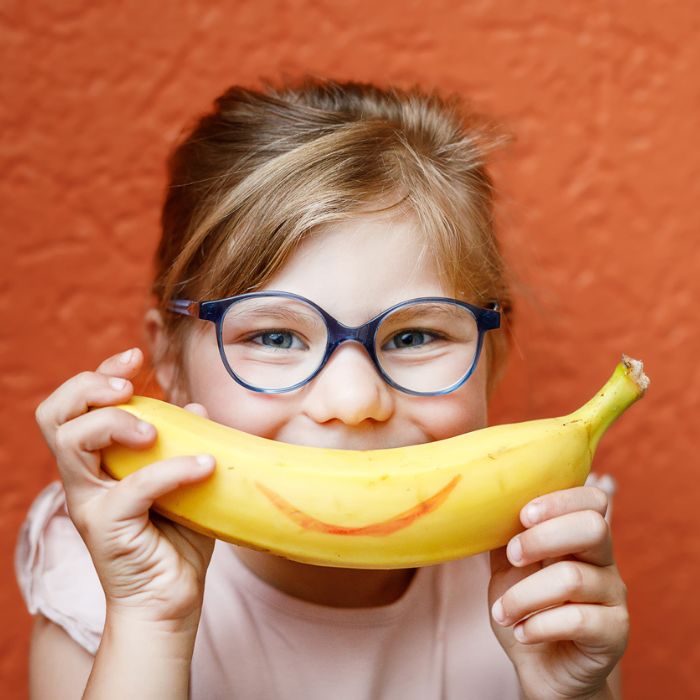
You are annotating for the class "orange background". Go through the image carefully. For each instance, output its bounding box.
[3,1,699,697]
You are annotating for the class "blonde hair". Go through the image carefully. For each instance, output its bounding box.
[152,78,513,395]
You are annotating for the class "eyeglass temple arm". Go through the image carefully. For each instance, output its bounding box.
[167,299,201,318]
[477,300,502,331]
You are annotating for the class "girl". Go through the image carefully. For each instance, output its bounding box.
[17,79,628,699]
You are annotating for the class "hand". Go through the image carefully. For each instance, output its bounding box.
[487,486,629,700]
[35,347,217,628]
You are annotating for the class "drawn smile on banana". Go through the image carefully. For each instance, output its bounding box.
[254,475,461,536]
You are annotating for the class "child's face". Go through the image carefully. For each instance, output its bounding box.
[174,210,490,448]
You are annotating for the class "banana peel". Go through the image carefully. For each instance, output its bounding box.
[101,355,649,569]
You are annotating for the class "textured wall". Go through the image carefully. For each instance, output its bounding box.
[3,1,699,697]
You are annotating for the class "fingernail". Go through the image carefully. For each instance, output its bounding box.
[492,598,506,624]
[523,503,541,526]
[513,624,526,642]
[109,377,127,390]
[508,537,523,565]
[195,454,215,469]
[137,421,154,436]
[119,349,134,364]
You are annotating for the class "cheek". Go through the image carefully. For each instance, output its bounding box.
[182,334,301,438]
[416,395,488,441]
[412,365,489,441]
[210,393,302,439]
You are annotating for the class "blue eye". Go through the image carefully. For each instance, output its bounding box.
[383,329,439,350]
[251,330,305,350]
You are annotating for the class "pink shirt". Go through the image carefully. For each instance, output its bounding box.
[15,476,614,699]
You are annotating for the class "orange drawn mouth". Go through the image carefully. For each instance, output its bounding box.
[255,475,461,537]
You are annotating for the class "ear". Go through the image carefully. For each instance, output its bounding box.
[144,308,189,405]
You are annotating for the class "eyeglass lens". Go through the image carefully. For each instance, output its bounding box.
[220,296,480,393]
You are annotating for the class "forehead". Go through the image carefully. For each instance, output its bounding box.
[260,211,453,325]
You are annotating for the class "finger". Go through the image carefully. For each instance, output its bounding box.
[491,560,626,627]
[507,509,613,567]
[95,347,144,377]
[488,545,541,612]
[54,407,157,487]
[35,348,144,439]
[520,486,609,528]
[184,403,209,419]
[36,371,136,444]
[105,455,216,522]
[511,602,629,653]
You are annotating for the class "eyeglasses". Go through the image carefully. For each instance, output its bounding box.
[167,291,500,396]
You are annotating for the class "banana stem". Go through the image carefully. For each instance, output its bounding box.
[571,355,650,454]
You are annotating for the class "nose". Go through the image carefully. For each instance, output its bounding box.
[302,341,394,426]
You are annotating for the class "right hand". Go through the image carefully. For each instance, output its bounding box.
[35,347,217,628]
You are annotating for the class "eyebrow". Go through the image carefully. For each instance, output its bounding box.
[383,304,466,322]
[228,303,322,326]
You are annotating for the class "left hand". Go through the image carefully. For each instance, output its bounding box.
[488,486,629,699]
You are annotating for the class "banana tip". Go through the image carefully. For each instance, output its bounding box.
[621,354,650,393]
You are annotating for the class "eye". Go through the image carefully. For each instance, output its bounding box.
[382,329,441,350]
[249,330,306,350]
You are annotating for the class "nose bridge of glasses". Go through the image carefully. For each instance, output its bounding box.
[321,318,380,371]
[326,315,376,350]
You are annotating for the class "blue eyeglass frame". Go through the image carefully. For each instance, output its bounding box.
[167,291,501,396]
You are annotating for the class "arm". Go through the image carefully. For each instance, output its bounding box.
[29,611,200,700]
[29,615,93,699]
[83,610,200,700]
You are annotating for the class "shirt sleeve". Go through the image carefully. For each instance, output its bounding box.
[14,480,105,655]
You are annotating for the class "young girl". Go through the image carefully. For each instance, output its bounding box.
[17,79,628,699]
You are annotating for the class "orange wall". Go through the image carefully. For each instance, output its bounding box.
[3,2,699,697]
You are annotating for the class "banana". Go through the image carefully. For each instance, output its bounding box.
[101,355,649,569]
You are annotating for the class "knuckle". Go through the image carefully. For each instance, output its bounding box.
[53,423,75,453]
[34,400,48,427]
[618,579,629,604]
[617,602,630,625]
[569,605,586,635]
[101,405,128,424]
[590,486,609,514]
[584,509,608,541]
[92,406,132,438]
[559,561,585,596]
[75,370,96,388]
[526,613,545,640]
[617,605,631,637]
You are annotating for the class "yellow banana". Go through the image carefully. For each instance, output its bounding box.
[101,355,648,569]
